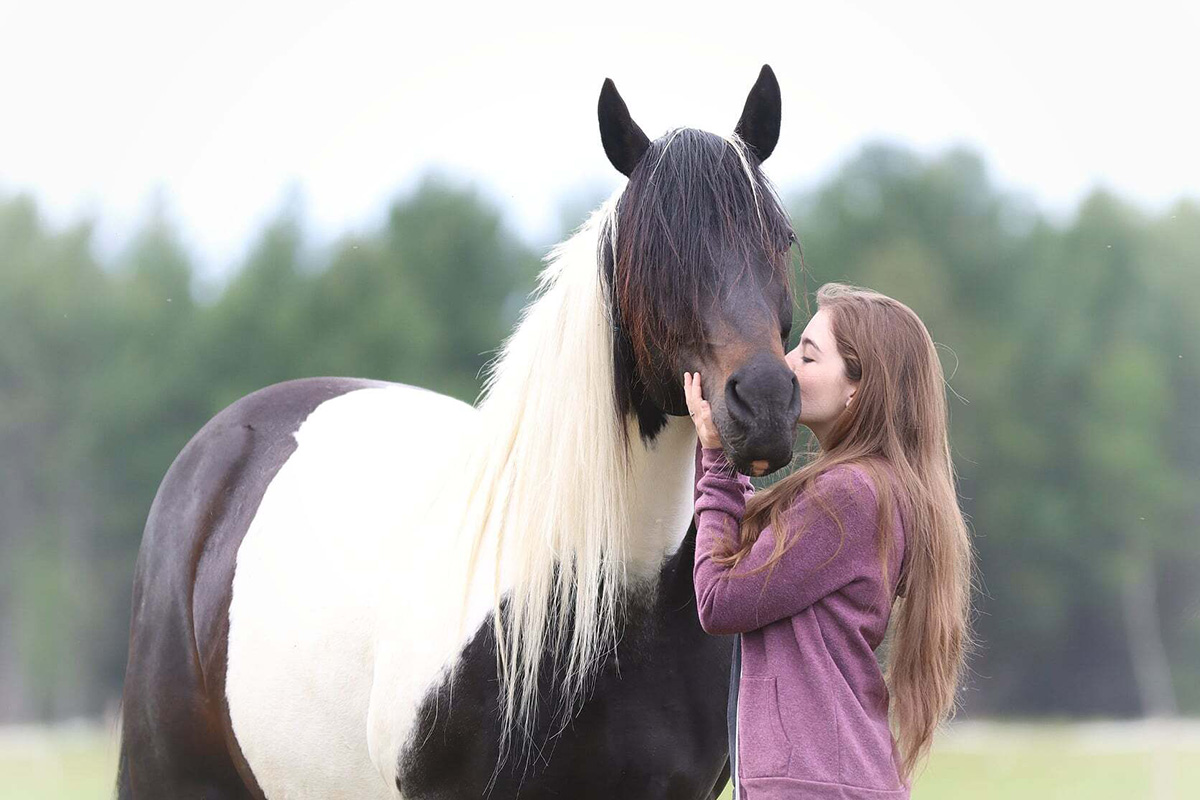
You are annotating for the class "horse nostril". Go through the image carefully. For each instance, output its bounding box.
[726,376,751,418]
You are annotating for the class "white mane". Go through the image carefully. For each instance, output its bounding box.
[450,194,635,757]
[440,133,776,767]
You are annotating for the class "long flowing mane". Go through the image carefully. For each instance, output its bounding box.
[446,131,791,765]
[450,195,633,759]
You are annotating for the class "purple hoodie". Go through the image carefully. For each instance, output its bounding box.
[694,445,910,799]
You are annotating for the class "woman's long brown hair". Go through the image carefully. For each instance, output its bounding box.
[713,282,978,782]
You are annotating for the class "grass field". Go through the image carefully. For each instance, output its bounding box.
[3,720,1197,799]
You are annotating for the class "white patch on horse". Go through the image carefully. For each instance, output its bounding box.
[226,201,703,798]
[625,415,700,577]
[226,384,478,799]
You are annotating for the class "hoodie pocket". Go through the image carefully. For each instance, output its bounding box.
[737,676,791,778]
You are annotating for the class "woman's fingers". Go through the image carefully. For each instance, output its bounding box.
[683,372,722,448]
[688,377,701,414]
[684,372,708,412]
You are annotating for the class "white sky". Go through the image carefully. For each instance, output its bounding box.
[1,0,1198,276]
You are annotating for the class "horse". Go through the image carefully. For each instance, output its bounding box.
[116,64,801,799]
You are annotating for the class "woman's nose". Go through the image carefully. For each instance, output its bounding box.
[784,350,802,374]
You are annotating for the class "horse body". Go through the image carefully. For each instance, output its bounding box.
[120,66,797,798]
[120,374,725,799]
[226,382,477,797]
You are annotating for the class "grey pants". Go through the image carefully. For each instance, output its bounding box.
[727,633,741,800]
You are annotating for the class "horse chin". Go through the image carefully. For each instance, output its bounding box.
[722,435,794,477]
[747,460,773,478]
[728,454,790,477]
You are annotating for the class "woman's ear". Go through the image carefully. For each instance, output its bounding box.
[845,389,856,409]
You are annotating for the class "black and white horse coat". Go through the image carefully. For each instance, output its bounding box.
[118,66,797,800]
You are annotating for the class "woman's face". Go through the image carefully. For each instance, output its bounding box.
[784,308,857,442]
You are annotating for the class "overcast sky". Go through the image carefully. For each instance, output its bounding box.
[2,0,1197,276]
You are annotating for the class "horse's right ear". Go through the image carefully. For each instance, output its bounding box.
[734,65,781,162]
[598,78,650,178]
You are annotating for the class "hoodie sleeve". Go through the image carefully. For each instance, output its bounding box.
[692,448,879,635]
[693,441,754,516]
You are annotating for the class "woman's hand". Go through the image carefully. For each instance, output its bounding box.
[683,372,723,449]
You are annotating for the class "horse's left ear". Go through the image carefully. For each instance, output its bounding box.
[598,78,650,178]
[734,64,781,162]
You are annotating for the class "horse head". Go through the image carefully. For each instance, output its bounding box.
[599,65,800,476]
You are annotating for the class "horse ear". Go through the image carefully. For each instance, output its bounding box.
[598,78,650,178]
[734,64,781,162]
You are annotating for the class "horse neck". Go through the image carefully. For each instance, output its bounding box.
[623,415,700,580]
[433,201,708,744]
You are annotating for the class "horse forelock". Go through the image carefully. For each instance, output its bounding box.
[610,128,794,371]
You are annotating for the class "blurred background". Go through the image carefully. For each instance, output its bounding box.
[1,1,1198,797]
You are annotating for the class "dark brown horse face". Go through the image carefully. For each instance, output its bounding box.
[680,257,799,477]
[599,66,800,476]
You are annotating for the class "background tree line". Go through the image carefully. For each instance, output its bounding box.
[1,143,1197,722]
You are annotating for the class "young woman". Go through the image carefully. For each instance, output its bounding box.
[684,282,975,799]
